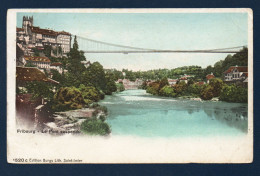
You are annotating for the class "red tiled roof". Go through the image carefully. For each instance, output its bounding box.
[224,66,248,74]
[206,74,215,80]
[50,62,62,66]
[16,27,24,32]
[196,81,205,85]
[30,26,71,36]
[179,77,187,80]
[16,67,59,84]
[30,26,58,36]
[57,31,71,35]
[24,56,50,62]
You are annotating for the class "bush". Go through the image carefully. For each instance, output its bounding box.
[219,84,247,103]
[99,115,106,122]
[200,85,214,100]
[159,85,177,97]
[96,105,108,115]
[53,87,85,111]
[116,83,125,92]
[80,119,111,136]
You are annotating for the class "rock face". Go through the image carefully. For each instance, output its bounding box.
[43,108,95,135]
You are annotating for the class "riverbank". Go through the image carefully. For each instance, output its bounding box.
[43,104,110,136]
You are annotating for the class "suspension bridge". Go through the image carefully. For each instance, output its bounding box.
[73,35,247,54]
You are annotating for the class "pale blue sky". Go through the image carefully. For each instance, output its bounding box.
[17,13,248,71]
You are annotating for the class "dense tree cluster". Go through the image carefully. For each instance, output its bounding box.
[145,77,247,103]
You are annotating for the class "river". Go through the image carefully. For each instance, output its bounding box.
[100,89,248,138]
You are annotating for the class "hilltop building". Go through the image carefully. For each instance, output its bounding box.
[16,16,71,56]
[224,66,248,82]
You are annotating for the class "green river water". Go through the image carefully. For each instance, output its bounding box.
[100,89,248,138]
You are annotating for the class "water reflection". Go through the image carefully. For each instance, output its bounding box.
[100,90,248,137]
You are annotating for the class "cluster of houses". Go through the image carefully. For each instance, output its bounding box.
[116,79,143,90]
[17,16,71,56]
[17,55,65,74]
[16,16,78,128]
[120,65,248,89]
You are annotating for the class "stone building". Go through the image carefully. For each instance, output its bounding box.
[16,16,71,56]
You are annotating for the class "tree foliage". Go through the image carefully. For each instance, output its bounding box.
[80,119,111,136]
[25,81,54,100]
[200,85,214,100]
[53,87,85,111]
[208,78,224,97]
[219,84,247,103]
[78,84,102,105]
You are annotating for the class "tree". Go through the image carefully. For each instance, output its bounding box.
[83,62,107,91]
[73,36,79,50]
[209,78,224,97]
[174,81,188,95]
[159,85,176,97]
[146,82,160,95]
[50,69,64,86]
[43,45,52,57]
[25,81,54,100]
[200,85,214,100]
[65,35,87,87]
[53,87,85,111]
[187,83,203,96]
[219,84,247,103]
[159,77,169,90]
[105,72,117,95]
[78,84,102,104]
[116,83,125,92]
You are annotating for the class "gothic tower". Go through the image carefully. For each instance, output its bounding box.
[22,16,33,35]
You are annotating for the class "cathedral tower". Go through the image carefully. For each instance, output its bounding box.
[22,16,33,35]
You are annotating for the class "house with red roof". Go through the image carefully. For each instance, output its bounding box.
[50,62,63,74]
[168,79,178,86]
[224,65,248,82]
[196,81,205,86]
[24,56,51,69]
[206,73,215,84]
[179,77,188,83]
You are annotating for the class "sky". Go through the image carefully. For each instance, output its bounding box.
[17,12,248,71]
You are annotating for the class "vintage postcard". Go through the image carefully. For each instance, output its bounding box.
[7,9,253,163]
